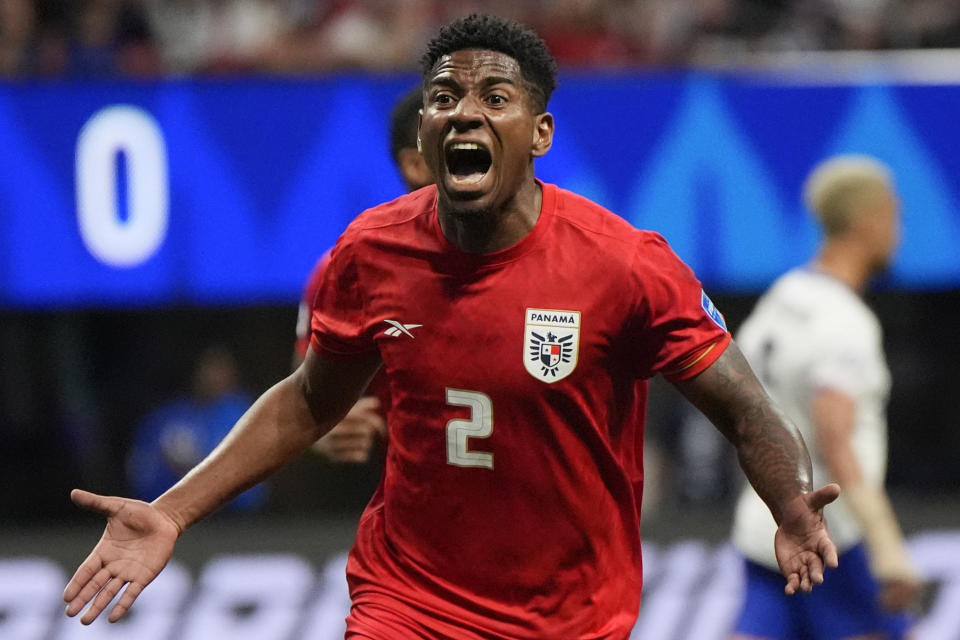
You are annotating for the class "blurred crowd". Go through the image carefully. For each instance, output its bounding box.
[2,0,960,79]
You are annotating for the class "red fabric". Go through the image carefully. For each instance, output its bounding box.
[298,250,390,406]
[295,252,331,361]
[311,182,728,639]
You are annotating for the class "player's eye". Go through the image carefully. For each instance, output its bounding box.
[486,94,506,105]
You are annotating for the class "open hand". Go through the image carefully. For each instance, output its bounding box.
[775,483,841,594]
[63,489,180,624]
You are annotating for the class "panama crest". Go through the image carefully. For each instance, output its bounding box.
[523,308,580,383]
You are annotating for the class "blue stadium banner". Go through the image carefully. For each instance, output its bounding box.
[1,74,958,308]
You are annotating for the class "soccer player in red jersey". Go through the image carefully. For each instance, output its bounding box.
[296,86,433,464]
[64,14,841,639]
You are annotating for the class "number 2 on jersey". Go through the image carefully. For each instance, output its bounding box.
[446,388,494,469]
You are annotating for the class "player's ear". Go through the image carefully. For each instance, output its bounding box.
[417,110,423,153]
[532,112,553,158]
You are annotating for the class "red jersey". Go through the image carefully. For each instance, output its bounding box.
[311,182,730,639]
[297,250,390,408]
[296,251,331,360]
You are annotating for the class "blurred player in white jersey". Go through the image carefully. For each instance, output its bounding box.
[730,155,921,640]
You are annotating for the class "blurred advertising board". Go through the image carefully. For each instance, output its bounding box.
[5,531,959,639]
[2,74,959,308]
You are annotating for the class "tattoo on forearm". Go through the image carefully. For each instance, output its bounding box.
[677,344,812,523]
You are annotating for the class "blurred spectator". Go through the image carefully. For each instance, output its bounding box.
[111,0,164,75]
[30,2,70,76]
[533,0,638,67]
[0,0,34,77]
[0,0,162,78]
[71,0,161,77]
[259,0,436,73]
[145,0,284,74]
[126,345,266,512]
[6,0,960,78]
[901,0,960,48]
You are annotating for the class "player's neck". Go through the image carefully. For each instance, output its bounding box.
[437,180,542,254]
[813,241,873,292]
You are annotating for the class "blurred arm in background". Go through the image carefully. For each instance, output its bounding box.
[814,388,920,611]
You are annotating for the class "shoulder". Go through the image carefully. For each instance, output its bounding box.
[797,271,878,331]
[552,185,640,242]
[771,270,881,343]
[342,186,435,238]
[550,184,679,268]
[824,298,881,349]
[329,186,436,265]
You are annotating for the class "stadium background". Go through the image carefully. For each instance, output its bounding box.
[1,1,959,638]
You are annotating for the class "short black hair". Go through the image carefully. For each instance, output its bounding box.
[388,86,423,163]
[420,13,557,113]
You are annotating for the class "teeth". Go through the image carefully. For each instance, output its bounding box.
[449,142,484,151]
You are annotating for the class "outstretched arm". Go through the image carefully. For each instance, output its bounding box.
[672,341,840,594]
[63,347,382,624]
[151,348,381,531]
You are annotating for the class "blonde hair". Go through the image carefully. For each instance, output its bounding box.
[803,155,893,237]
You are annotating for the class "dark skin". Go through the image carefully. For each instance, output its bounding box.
[63,47,838,625]
[419,49,553,253]
[674,344,840,594]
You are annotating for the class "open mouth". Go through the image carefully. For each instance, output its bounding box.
[445,142,492,185]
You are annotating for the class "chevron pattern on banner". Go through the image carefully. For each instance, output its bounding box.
[1,75,958,307]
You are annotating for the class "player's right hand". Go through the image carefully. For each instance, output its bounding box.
[311,396,386,463]
[63,489,180,625]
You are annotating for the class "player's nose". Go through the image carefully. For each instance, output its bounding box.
[450,95,484,131]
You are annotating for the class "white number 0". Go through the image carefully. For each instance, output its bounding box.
[76,105,169,268]
[446,388,494,469]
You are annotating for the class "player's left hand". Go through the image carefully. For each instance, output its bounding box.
[774,483,841,595]
[880,576,922,612]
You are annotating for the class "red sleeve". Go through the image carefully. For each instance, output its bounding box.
[309,234,379,359]
[628,232,730,381]
[294,251,332,359]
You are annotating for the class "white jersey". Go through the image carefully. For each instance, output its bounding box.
[731,267,891,570]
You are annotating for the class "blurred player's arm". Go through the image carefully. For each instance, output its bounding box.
[295,349,386,464]
[813,388,920,610]
[310,395,386,463]
[673,341,839,594]
[63,347,381,625]
[294,338,386,463]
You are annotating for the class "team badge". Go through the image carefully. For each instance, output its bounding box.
[701,289,727,331]
[523,308,580,383]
